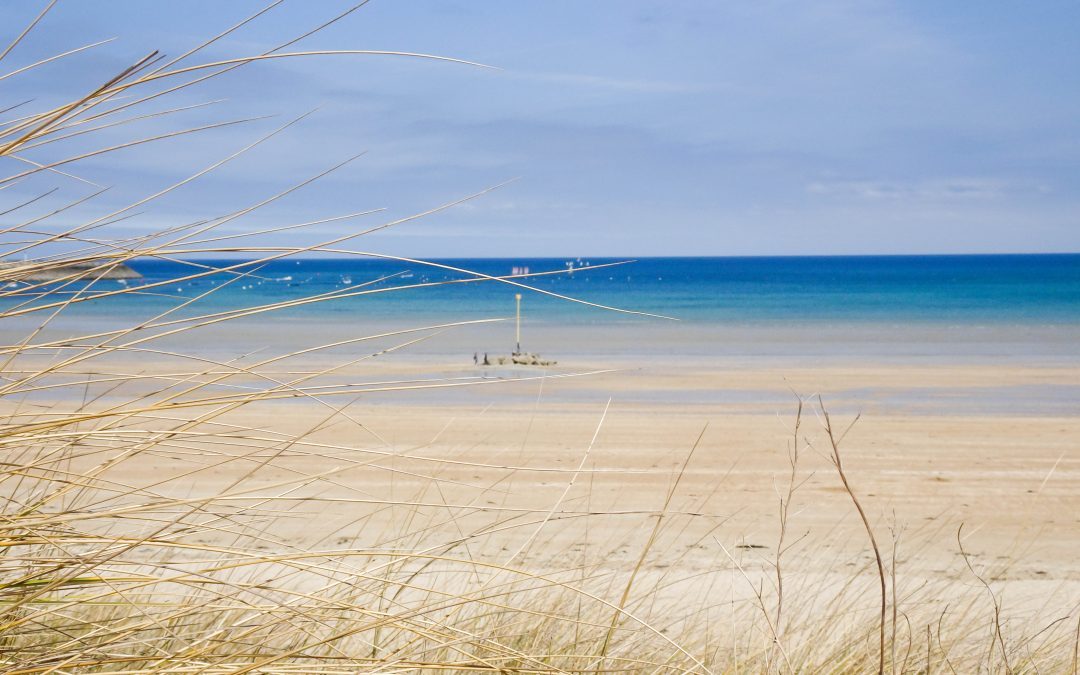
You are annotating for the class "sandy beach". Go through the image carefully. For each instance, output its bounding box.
[13,324,1078,592]
[5,291,1079,668]
[5,278,1079,666]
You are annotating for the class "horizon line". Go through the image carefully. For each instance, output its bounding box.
[129,251,1080,262]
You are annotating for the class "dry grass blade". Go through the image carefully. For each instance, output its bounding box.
[0,38,116,84]
[818,396,886,675]
[0,0,57,63]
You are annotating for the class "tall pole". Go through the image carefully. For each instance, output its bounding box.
[515,293,522,354]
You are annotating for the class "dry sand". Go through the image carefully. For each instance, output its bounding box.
[5,311,1078,632]
[18,349,1077,583]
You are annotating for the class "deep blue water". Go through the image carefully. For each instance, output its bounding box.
[8,254,1080,325]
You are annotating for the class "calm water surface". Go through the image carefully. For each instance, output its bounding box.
[15,254,1078,326]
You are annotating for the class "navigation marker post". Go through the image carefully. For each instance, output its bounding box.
[515,293,522,354]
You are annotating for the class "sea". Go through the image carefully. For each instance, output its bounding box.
[5,254,1080,363]
[4,253,1079,414]
[20,253,1077,322]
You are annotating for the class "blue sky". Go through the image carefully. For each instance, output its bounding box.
[2,1,1078,256]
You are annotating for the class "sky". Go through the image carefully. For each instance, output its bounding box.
[1,1,1078,257]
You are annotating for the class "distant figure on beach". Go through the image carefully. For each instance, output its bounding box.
[473,352,478,365]
[482,352,490,366]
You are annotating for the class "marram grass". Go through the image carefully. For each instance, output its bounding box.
[1,3,1078,673]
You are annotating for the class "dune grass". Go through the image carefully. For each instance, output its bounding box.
[1,3,1078,672]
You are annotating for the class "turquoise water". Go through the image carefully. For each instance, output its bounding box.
[5,254,1078,412]
[12,254,1079,326]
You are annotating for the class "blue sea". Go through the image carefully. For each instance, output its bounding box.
[5,254,1079,412]
[36,253,1079,326]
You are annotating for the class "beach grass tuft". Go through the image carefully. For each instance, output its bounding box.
[0,4,1077,673]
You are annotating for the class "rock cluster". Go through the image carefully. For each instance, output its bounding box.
[487,352,557,366]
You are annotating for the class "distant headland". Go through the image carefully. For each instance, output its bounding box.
[0,260,142,283]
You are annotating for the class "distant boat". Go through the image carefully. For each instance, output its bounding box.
[511,266,530,276]
[341,275,352,285]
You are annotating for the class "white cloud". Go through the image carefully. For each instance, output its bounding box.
[805,178,1018,201]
